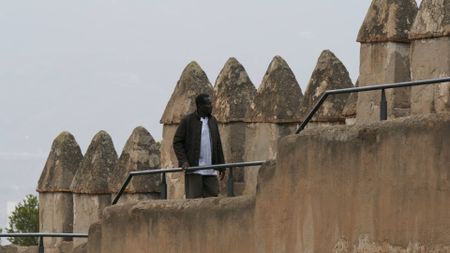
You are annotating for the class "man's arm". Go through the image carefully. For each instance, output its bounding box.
[173,118,189,168]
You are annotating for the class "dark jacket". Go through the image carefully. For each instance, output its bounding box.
[173,112,225,170]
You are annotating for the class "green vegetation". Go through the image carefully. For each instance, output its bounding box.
[6,194,39,246]
[155,141,161,151]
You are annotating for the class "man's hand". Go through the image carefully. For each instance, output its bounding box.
[182,161,190,170]
[219,170,225,181]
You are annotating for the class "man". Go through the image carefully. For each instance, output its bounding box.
[173,93,225,198]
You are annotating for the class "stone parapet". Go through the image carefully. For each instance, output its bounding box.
[87,113,450,253]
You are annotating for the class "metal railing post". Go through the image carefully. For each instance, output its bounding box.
[38,236,44,253]
[227,167,234,197]
[380,89,387,121]
[160,173,167,199]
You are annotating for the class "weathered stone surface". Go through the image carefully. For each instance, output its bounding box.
[87,222,101,253]
[356,42,412,123]
[0,245,19,253]
[72,242,87,253]
[116,126,161,194]
[334,235,450,253]
[410,37,450,114]
[357,0,418,43]
[302,50,354,123]
[70,131,119,194]
[0,245,37,253]
[19,246,38,253]
[160,61,213,125]
[73,194,110,248]
[218,123,247,195]
[87,113,450,253]
[212,58,256,194]
[37,132,83,192]
[213,57,256,123]
[409,0,450,40]
[58,241,73,253]
[98,195,256,253]
[343,78,359,120]
[248,56,303,123]
[159,125,184,199]
[39,193,74,250]
[254,113,450,253]
[243,123,296,194]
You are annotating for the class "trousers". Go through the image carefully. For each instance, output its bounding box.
[185,173,219,198]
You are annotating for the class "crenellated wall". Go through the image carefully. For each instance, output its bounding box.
[87,113,450,253]
[159,53,353,197]
[32,1,450,252]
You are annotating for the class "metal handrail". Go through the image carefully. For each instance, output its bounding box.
[296,77,450,134]
[112,160,266,205]
[0,233,88,253]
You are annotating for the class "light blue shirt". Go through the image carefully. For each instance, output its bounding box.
[194,117,216,176]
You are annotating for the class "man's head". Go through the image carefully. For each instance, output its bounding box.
[195,93,212,117]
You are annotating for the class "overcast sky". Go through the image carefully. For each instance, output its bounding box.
[2,0,423,232]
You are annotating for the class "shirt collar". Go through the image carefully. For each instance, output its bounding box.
[195,111,211,120]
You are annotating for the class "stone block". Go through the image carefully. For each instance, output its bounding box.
[356,42,411,123]
[410,37,450,114]
[72,194,110,248]
[39,193,73,249]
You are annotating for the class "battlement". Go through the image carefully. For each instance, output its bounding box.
[26,0,450,252]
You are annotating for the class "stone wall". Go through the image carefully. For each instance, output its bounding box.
[254,113,450,252]
[86,113,450,253]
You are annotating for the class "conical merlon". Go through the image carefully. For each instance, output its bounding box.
[160,61,213,124]
[117,126,161,193]
[248,56,303,123]
[37,131,83,192]
[70,130,119,194]
[303,50,354,122]
[409,0,450,39]
[213,57,256,123]
[357,0,418,43]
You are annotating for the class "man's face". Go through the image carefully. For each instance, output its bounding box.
[198,96,212,116]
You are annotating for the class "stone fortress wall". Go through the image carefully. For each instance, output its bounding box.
[3,0,448,252]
